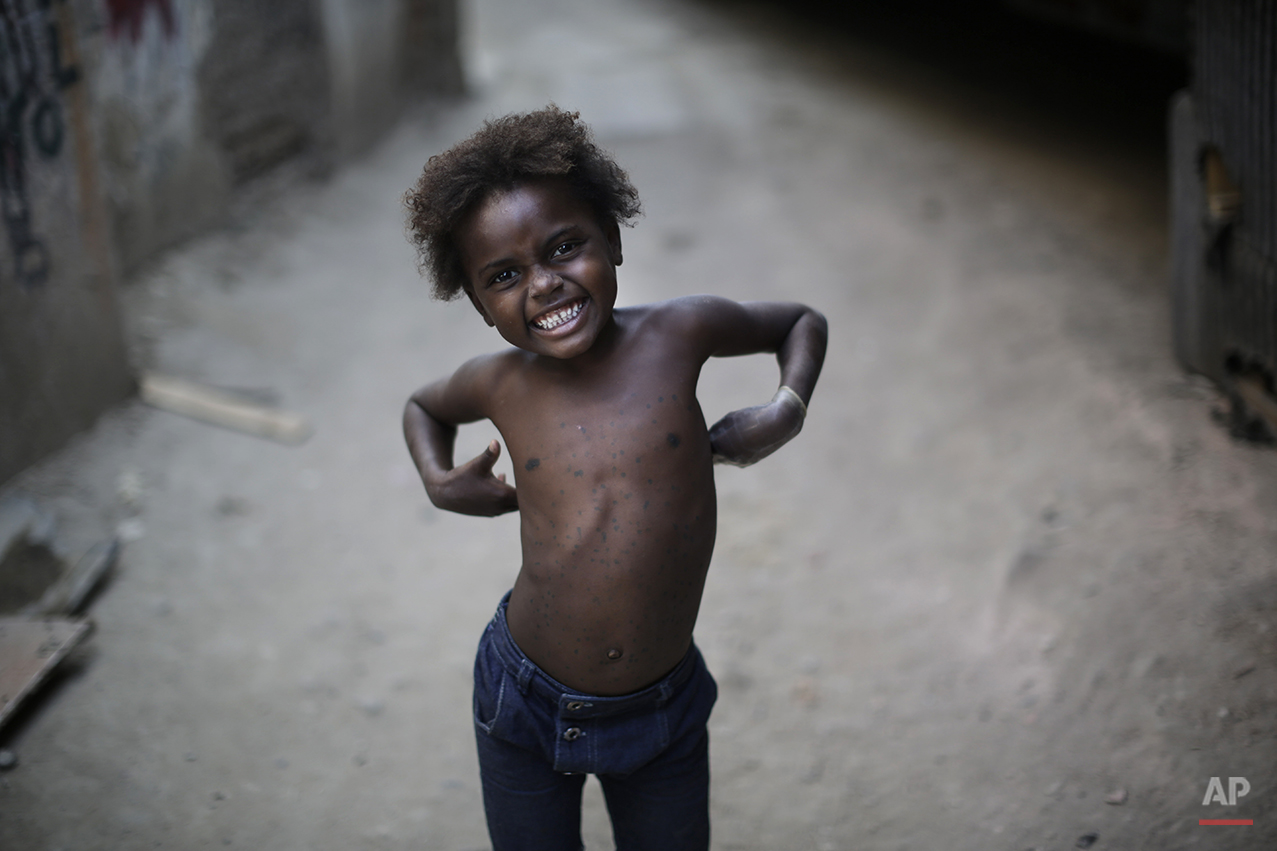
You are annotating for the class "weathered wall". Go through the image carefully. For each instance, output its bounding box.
[89,0,462,273]
[198,0,333,184]
[90,0,226,275]
[318,0,462,159]
[0,0,133,487]
[401,0,463,97]
[93,0,334,274]
[320,0,403,158]
[1,0,461,487]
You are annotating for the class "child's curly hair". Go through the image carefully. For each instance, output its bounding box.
[404,106,642,300]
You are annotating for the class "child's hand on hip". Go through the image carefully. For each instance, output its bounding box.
[709,386,806,467]
[428,440,519,516]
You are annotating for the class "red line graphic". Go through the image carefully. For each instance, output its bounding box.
[1199,819,1253,826]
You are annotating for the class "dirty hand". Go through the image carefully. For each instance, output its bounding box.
[427,439,519,516]
[709,386,806,467]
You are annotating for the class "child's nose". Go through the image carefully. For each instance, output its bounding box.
[529,266,562,297]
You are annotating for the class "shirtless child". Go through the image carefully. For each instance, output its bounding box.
[403,106,826,851]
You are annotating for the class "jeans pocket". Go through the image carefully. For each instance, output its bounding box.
[473,669,507,735]
[473,630,509,735]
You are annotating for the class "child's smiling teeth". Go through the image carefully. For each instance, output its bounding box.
[533,300,584,331]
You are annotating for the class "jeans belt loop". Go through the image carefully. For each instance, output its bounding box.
[516,658,535,695]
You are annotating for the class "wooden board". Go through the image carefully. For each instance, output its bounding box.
[0,618,92,730]
[140,373,312,445]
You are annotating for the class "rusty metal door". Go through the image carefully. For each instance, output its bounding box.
[1171,0,1277,434]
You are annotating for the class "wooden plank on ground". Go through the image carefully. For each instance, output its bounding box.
[139,373,312,445]
[0,618,92,730]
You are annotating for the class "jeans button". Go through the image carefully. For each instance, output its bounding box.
[566,701,584,711]
[563,727,582,741]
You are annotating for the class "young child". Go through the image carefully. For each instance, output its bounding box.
[403,106,826,850]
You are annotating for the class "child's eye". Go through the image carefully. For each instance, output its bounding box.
[490,269,517,287]
[551,241,579,258]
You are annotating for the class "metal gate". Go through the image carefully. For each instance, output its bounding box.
[1171,0,1277,435]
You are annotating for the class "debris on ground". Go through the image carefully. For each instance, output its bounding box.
[0,618,93,730]
[139,372,312,445]
[24,539,119,618]
[0,498,61,615]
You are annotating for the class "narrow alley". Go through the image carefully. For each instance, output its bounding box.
[2,0,1274,848]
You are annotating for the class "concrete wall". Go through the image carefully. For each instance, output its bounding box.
[91,0,455,274]
[0,0,133,487]
[90,0,227,275]
[0,0,461,487]
[320,0,462,158]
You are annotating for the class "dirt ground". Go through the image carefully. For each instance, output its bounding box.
[2,0,1275,848]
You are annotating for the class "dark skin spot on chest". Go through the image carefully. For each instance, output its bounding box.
[667,432,681,448]
[525,458,541,471]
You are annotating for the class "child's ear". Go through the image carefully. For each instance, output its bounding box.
[465,288,496,327]
[605,221,623,266]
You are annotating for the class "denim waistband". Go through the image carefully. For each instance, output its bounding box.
[486,590,699,720]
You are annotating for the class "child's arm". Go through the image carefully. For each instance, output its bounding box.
[680,297,828,467]
[403,356,519,516]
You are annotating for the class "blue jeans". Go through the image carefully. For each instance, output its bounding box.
[473,592,718,851]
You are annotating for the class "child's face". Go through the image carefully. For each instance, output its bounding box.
[455,179,622,360]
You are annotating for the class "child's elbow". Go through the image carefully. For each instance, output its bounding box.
[804,308,829,341]
[403,397,423,427]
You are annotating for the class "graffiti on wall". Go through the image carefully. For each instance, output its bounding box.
[105,0,174,43]
[0,0,79,289]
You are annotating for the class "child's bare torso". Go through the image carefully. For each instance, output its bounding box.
[485,306,717,695]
